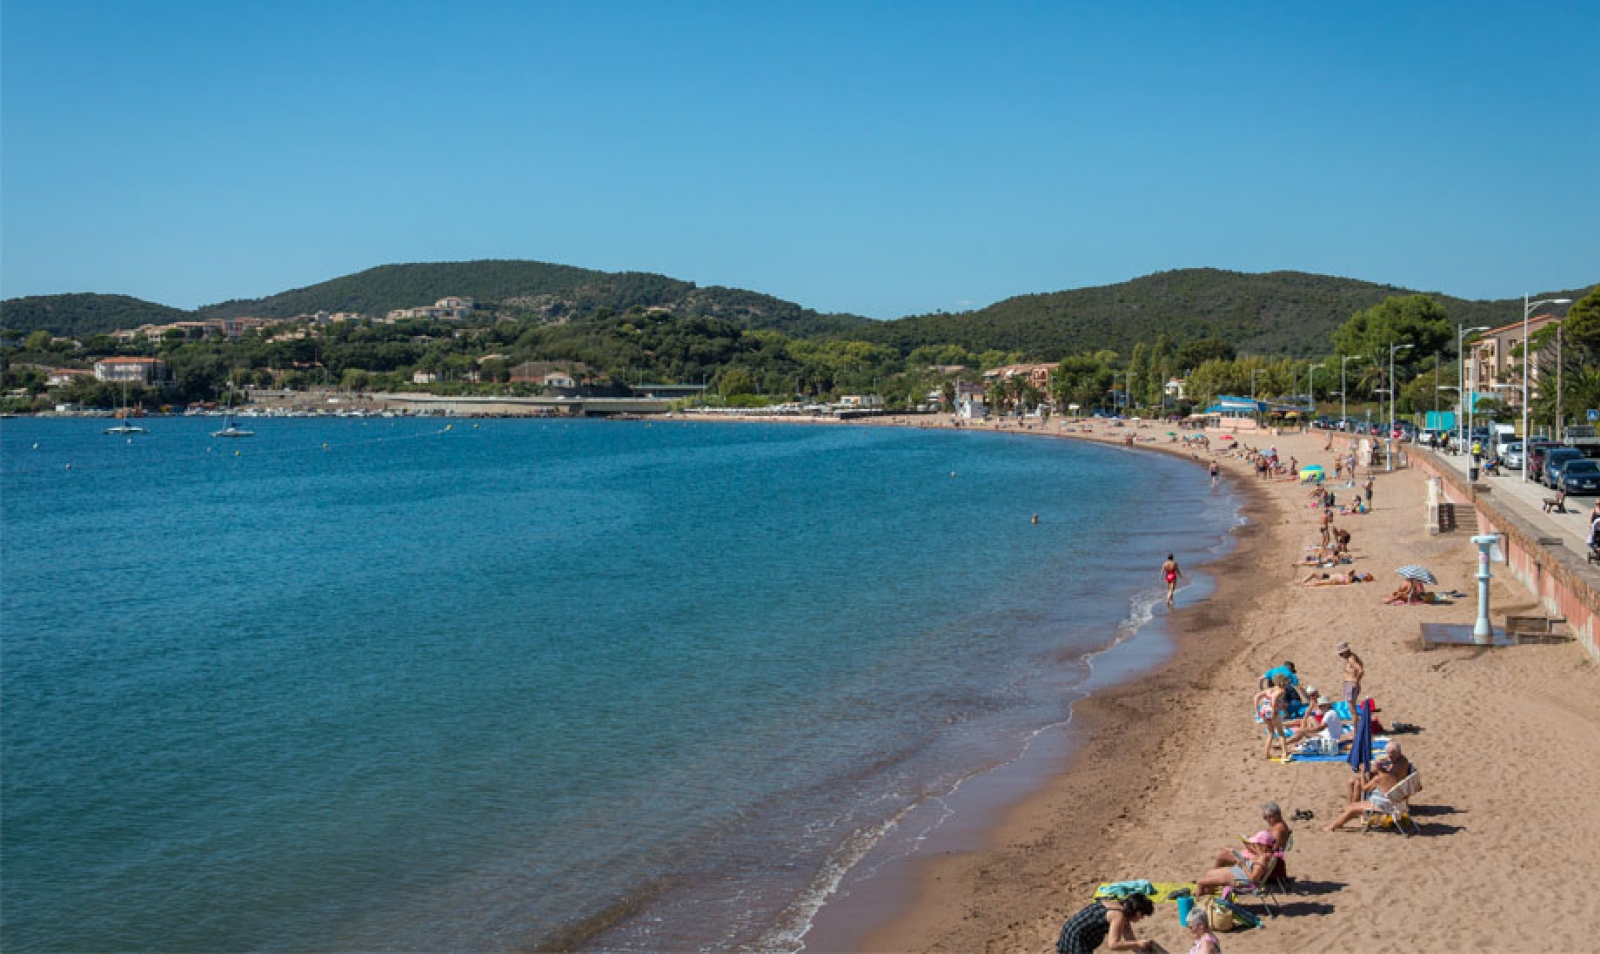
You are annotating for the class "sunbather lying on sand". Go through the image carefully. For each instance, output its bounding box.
[1300,570,1373,586]
[1385,579,1428,604]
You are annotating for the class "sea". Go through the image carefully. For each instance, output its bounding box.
[0,416,1240,952]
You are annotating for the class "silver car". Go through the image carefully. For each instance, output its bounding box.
[1502,441,1524,469]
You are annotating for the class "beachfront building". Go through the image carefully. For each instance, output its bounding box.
[1204,395,1266,420]
[1164,378,1187,401]
[93,356,165,384]
[838,394,884,408]
[1463,313,1560,409]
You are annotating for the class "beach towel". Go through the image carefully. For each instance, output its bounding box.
[1274,734,1391,763]
[1094,881,1194,904]
[1092,879,1154,900]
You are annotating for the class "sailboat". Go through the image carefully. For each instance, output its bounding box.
[211,383,254,438]
[104,380,148,435]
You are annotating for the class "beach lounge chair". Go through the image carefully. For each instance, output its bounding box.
[1360,771,1422,836]
[1542,490,1567,513]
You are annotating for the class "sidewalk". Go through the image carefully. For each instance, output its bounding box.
[1421,444,1597,563]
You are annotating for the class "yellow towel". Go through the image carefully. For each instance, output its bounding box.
[1094,882,1197,904]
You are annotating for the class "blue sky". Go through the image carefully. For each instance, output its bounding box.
[3,1,1596,318]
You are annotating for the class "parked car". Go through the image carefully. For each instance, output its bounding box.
[1543,448,1587,488]
[1502,441,1525,469]
[1527,442,1564,481]
[1557,459,1600,495]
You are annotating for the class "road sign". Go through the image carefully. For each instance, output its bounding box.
[1589,409,1598,422]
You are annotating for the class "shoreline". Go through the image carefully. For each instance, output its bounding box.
[825,416,1600,953]
[851,424,1281,952]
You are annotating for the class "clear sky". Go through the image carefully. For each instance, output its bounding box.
[3,1,1596,319]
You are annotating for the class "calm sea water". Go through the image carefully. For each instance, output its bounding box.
[1,417,1237,952]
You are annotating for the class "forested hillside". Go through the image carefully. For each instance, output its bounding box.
[856,270,1428,358]
[196,260,874,337]
[0,293,191,339]
[3,263,1590,359]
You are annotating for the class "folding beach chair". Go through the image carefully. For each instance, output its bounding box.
[1360,771,1422,836]
[1225,848,1285,917]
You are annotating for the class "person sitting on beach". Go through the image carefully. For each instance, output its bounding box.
[1300,570,1373,586]
[1209,801,1292,869]
[1342,739,1411,805]
[1281,687,1328,743]
[1385,578,1428,604]
[1186,905,1222,954]
[1196,831,1279,895]
[1255,675,1292,761]
[1288,695,1349,749]
[1329,741,1415,831]
[1055,894,1157,953]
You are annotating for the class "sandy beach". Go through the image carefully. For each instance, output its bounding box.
[770,413,1600,953]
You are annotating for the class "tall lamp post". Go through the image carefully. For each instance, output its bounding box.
[1387,343,1412,471]
[1340,355,1362,432]
[1458,323,1490,451]
[1520,295,1574,482]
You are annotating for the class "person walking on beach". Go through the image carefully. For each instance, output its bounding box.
[1162,554,1182,604]
[1209,460,1220,488]
[1362,475,1374,509]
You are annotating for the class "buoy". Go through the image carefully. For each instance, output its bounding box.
[65,463,72,470]
[323,442,329,450]
[235,450,241,457]
[950,471,957,477]
[1031,514,1039,524]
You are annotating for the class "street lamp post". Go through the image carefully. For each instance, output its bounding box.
[1458,323,1490,451]
[1520,295,1574,482]
[1340,356,1362,432]
[1387,343,1412,471]
[1308,365,1318,415]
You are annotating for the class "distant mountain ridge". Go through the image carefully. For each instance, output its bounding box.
[3,262,1592,358]
[853,269,1590,360]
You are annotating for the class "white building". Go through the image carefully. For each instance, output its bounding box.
[93,357,165,384]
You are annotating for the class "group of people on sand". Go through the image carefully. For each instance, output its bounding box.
[1251,647,1364,762]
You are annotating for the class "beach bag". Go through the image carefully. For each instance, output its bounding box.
[1200,898,1237,932]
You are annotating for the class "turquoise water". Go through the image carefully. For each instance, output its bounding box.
[1,418,1237,952]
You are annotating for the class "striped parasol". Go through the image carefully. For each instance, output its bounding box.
[1395,564,1438,585]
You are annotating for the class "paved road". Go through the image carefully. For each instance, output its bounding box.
[1420,444,1598,565]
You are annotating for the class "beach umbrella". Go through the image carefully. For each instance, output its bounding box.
[1395,564,1438,585]
[1347,697,1374,781]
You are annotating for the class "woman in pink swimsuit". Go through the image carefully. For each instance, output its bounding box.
[1162,554,1182,604]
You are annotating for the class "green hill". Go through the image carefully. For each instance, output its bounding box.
[196,259,874,337]
[5,263,1592,358]
[0,293,191,339]
[855,269,1592,359]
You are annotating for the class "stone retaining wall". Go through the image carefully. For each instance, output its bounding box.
[1413,451,1600,662]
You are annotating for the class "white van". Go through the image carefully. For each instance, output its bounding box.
[1490,423,1518,457]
